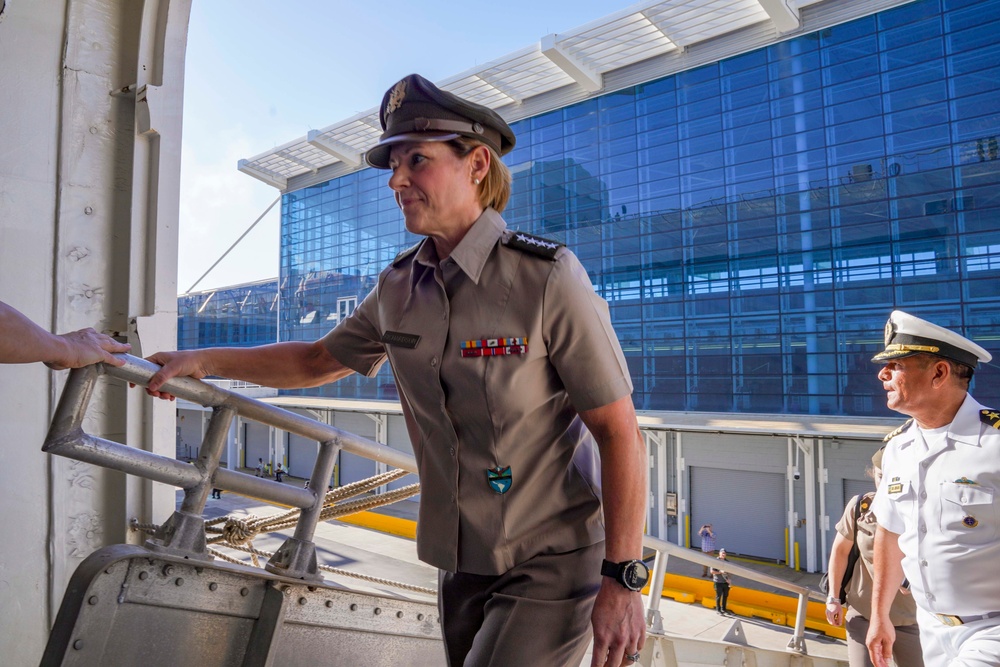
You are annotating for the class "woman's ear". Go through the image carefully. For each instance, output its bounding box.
[470,145,491,182]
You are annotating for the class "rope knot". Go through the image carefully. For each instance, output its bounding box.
[222,515,260,545]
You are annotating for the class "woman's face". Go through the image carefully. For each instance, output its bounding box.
[387,141,484,242]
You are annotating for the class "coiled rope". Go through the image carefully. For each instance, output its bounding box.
[132,468,430,594]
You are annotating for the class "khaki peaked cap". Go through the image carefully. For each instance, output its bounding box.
[365,73,515,169]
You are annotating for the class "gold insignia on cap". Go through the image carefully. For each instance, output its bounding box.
[386,79,407,116]
[884,343,940,354]
[884,319,895,345]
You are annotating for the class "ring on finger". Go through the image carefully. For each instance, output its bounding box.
[626,651,640,663]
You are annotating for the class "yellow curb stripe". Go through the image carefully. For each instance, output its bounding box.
[337,511,417,540]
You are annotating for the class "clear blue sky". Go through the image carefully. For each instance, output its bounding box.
[179,0,621,292]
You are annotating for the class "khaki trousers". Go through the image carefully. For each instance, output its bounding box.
[845,608,923,667]
[438,541,603,667]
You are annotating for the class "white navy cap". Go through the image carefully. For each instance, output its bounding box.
[871,310,992,368]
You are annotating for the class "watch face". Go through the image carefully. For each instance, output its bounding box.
[623,560,650,591]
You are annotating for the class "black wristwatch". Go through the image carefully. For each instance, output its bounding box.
[601,559,650,592]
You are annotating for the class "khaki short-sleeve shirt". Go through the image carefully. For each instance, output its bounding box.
[320,208,633,574]
[836,493,918,626]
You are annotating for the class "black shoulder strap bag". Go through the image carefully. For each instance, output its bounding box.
[821,494,866,603]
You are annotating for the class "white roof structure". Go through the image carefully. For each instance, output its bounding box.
[239,0,912,192]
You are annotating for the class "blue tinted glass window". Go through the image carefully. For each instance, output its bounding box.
[946,19,1000,55]
[823,56,880,85]
[883,80,948,112]
[879,0,941,29]
[881,17,943,50]
[883,37,945,69]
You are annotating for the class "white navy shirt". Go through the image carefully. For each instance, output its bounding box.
[871,394,1000,616]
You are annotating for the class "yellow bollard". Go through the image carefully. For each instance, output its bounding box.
[794,541,800,571]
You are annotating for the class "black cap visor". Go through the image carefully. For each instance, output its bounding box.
[365,132,461,169]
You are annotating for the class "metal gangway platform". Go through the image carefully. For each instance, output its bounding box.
[40,355,847,666]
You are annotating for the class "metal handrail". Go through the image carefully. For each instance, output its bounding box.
[641,534,824,653]
[43,354,417,580]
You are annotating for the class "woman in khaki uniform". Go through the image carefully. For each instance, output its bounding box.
[143,74,649,667]
[826,448,923,666]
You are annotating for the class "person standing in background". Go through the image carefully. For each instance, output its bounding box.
[699,524,716,577]
[710,549,733,615]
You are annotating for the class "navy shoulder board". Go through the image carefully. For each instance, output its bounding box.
[503,231,563,260]
[981,409,1000,430]
[883,418,913,442]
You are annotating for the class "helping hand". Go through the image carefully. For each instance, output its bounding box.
[138,350,209,401]
[44,328,131,371]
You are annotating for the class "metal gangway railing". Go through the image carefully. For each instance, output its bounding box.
[44,354,419,581]
[42,354,840,665]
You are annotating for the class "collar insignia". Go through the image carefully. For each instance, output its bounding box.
[487,466,512,494]
[386,79,407,115]
[954,477,977,485]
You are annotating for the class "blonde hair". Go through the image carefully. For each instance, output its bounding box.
[446,138,512,213]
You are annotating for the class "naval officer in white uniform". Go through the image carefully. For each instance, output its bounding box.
[866,310,1000,667]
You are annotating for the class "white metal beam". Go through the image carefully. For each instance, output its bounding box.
[540,33,602,92]
[238,159,288,190]
[757,0,800,33]
[306,130,362,168]
[276,150,319,173]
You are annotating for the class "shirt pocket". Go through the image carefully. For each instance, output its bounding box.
[939,482,998,544]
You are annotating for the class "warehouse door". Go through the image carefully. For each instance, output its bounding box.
[690,467,786,561]
[287,432,319,480]
[244,421,270,472]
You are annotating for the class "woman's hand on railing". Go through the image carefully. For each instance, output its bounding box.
[133,350,209,401]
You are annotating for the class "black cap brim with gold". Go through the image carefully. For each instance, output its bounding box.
[365,74,516,169]
[871,310,992,368]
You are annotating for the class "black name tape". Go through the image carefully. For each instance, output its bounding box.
[381,330,421,349]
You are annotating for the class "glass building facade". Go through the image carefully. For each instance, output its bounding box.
[276,0,1000,416]
[178,279,279,351]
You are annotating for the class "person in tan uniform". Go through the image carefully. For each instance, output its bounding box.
[826,447,922,667]
[142,74,649,667]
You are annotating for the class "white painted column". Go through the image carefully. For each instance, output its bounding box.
[676,432,685,548]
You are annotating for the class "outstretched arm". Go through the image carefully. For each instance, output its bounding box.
[582,395,648,667]
[144,341,354,400]
[0,300,130,369]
